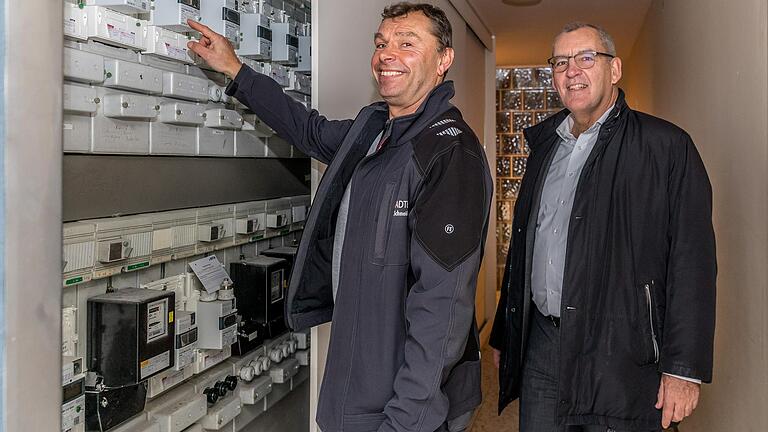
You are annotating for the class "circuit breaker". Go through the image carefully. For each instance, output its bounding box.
[142,26,194,63]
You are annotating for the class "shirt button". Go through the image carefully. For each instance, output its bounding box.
[560,200,565,205]
[553,229,558,234]
[549,259,553,265]
[568,172,575,177]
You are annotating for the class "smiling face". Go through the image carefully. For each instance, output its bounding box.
[372,12,454,118]
[552,27,622,128]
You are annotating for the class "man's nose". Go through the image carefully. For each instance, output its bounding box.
[378,46,396,63]
[565,60,581,78]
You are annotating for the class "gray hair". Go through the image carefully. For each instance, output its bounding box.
[553,22,616,56]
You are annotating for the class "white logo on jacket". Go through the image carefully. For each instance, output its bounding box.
[393,200,409,217]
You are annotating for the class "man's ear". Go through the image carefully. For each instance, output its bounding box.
[611,56,623,84]
[438,47,455,77]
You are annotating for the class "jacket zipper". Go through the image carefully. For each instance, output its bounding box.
[644,281,659,363]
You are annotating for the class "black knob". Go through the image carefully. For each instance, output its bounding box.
[204,388,219,405]
[214,381,228,397]
[225,375,238,391]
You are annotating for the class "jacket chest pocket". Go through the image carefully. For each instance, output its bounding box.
[372,181,409,266]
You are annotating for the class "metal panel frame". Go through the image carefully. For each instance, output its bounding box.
[3,0,63,430]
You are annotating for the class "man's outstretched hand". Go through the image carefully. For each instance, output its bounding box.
[186,19,243,79]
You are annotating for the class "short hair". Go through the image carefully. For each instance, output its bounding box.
[554,22,616,56]
[381,2,453,52]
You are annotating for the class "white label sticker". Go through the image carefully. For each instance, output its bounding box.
[141,350,170,379]
[147,298,168,343]
[270,269,283,303]
[189,255,231,294]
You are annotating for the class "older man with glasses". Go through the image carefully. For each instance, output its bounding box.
[490,22,717,432]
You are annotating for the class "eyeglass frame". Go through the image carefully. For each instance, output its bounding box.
[547,50,615,73]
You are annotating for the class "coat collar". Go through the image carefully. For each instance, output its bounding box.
[366,81,456,147]
[525,88,628,150]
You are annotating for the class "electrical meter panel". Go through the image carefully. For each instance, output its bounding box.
[86,0,151,14]
[229,256,290,350]
[237,12,273,60]
[62,356,86,432]
[64,84,100,115]
[87,289,176,386]
[195,298,237,350]
[64,3,88,41]
[86,289,175,430]
[84,6,147,51]
[199,0,240,47]
[270,17,299,66]
[63,222,97,287]
[141,26,193,63]
[149,0,202,32]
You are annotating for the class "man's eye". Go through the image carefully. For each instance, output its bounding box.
[555,59,568,68]
[579,54,595,63]
[402,42,412,48]
[375,43,386,49]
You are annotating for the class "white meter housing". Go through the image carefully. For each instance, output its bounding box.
[149,0,202,32]
[198,223,226,242]
[86,0,151,14]
[237,13,272,60]
[142,26,193,63]
[200,0,240,47]
[84,6,147,51]
[97,238,132,263]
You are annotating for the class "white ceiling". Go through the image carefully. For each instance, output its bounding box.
[467,0,652,66]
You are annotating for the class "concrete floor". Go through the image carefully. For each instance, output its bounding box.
[469,344,519,432]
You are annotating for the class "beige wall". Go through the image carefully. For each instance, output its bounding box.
[310,1,495,430]
[624,1,768,430]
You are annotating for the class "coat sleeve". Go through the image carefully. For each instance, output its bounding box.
[225,65,353,164]
[659,131,717,383]
[377,141,490,432]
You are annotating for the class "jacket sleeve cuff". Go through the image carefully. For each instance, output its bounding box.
[663,373,702,385]
[224,64,253,97]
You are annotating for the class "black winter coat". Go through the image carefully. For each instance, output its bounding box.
[489,90,717,431]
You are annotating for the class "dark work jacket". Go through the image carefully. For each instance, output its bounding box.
[489,90,717,431]
[227,66,492,432]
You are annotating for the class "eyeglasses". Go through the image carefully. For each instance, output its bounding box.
[547,50,615,73]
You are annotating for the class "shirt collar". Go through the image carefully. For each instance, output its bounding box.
[556,103,616,141]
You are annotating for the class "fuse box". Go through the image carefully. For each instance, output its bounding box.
[203,108,243,130]
[162,72,209,102]
[64,48,105,83]
[103,94,160,119]
[145,384,206,432]
[64,84,100,115]
[62,356,86,432]
[103,59,163,93]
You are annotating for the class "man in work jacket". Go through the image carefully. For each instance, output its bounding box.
[490,22,717,432]
[187,3,492,432]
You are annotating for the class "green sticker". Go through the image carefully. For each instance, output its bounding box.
[65,276,84,286]
[126,261,150,271]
